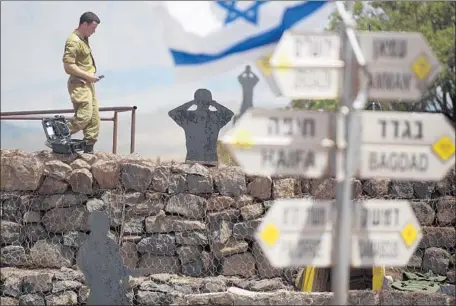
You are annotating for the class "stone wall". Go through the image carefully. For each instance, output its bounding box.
[1,149,455,305]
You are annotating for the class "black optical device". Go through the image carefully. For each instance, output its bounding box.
[42,115,86,155]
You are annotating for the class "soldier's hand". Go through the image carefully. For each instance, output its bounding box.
[86,74,100,83]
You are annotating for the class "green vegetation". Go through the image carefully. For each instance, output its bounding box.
[294,1,456,125]
[217,141,238,166]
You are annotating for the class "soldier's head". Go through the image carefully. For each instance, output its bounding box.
[89,210,110,237]
[78,12,100,38]
[194,88,212,109]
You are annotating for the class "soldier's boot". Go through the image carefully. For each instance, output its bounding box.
[84,144,95,154]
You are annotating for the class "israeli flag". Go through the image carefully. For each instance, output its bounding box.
[160,1,336,82]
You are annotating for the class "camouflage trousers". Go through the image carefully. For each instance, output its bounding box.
[67,80,100,145]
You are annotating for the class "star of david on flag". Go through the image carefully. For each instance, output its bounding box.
[216,1,268,26]
[159,0,336,83]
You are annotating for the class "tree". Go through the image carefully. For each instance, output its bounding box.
[326,1,455,125]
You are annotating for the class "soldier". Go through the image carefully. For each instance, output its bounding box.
[76,211,136,305]
[169,88,234,165]
[47,12,103,153]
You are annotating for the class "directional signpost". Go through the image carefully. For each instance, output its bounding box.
[352,200,423,267]
[269,32,344,100]
[357,111,455,181]
[256,198,423,268]
[358,31,442,102]
[220,3,450,304]
[220,108,335,177]
[255,198,334,268]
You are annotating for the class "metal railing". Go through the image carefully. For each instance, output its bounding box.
[0,106,137,154]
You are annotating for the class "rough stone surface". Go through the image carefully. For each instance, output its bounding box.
[150,166,171,192]
[419,227,456,249]
[248,176,272,200]
[121,163,153,192]
[1,156,43,191]
[68,168,93,194]
[240,203,264,220]
[412,201,436,226]
[166,193,206,219]
[91,160,120,189]
[311,178,337,199]
[273,178,298,199]
[38,177,68,195]
[414,182,436,199]
[137,234,176,256]
[222,252,256,278]
[145,210,205,233]
[207,196,235,212]
[436,196,456,226]
[1,152,455,305]
[422,247,451,275]
[30,239,74,268]
[213,166,247,196]
[363,179,390,197]
[187,173,213,194]
[390,181,414,198]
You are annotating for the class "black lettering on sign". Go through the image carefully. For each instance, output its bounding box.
[282,207,300,226]
[373,39,407,60]
[306,207,327,227]
[262,148,316,170]
[295,37,333,58]
[294,68,331,90]
[360,240,398,259]
[267,116,315,138]
[361,207,400,228]
[369,72,412,91]
[378,119,423,140]
[287,238,321,260]
[368,151,428,172]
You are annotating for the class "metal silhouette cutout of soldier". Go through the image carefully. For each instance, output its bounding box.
[76,211,139,305]
[169,88,234,166]
[233,65,260,124]
[233,65,259,125]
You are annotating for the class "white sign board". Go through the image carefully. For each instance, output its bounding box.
[357,111,455,181]
[270,32,343,68]
[220,108,334,177]
[358,31,441,102]
[269,31,343,100]
[255,198,334,268]
[272,68,341,100]
[351,200,423,267]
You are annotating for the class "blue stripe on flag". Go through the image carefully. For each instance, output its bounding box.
[169,1,328,66]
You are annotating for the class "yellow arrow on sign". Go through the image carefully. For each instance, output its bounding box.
[229,129,255,150]
[432,136,456,161]
[401,222,418,247]
[260,223,280,246]
[412,53,432,80]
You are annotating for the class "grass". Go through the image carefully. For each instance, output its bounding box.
[217,141,238,166]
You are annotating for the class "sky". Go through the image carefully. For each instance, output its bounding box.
[1,1,331,160]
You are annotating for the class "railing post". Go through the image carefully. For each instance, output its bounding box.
[130,107,137,154]
[112,112,118,154]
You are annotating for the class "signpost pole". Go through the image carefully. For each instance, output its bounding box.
[331,2,358,304]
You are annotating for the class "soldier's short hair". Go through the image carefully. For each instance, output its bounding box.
[79,12,100,25]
